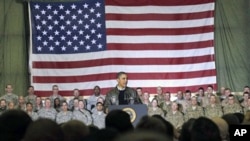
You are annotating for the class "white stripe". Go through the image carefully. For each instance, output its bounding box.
[30,47,214,62]
[106,18,214,29]
[32,76,216,91]
[31,62,216,76]
[107,32,213,43]
[105,3,214,14]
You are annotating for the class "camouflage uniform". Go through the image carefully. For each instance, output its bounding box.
[0,94,18,105]
[155,95,165,104]
[72,109,92,125]
[92,111,106,129]
[204,104,223,119]
[27,111,39,121]
[49,94,64,105]
[148,107,164,117]
[160,101,172,114]
[165,111,185,130]
[244,106,250,114]
[223,103,242,114]
[184,106,204,121]
[38,108,57,121]
[56,111,73,124]
[25,95,37,106]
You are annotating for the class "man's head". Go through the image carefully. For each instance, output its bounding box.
[94,86,101,96]
[156,86,163,95]
[18,96,25,104]
[0,99,6,108]
[96,102,104,112]
[136,87,143,96]
[228,94,235,105]
[243,86,250,93]
[45,98,51,108]
[73,89,80,97]
[26,102,33,112]
[27,86,35,95]
[207,85,214,94]
[61,101,68,112]
[116,72,128,88]
[52,85,59,94]
[5,84,13,94]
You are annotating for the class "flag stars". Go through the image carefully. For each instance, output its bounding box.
[84,24,89,29]
[96,13,101,18]
[48,35,54,40]
[36,25,41,30]
[79,40,84,45]
[35,15,40,20]
[61,46,66,51]
[78,30,84,35]
[48,25,53,30]
[67,40,72,46]
[83,3,88,8]
[54,30,59,35]
[72,25,77,30]
[59,4,64,9]
[41,20,47,25]
[72,15,77,20]
[42,30,47,35]
[55,40,60,46]
[54,20,59,25]
[34,4,40,9]
[95,2,101,7]
[91,29,96,34]
[71,4,76,9]
[78,19,83,24]
[60,36,66,40]
[90,8,95,13]
[86,45,91,50]
[60,25,65,30]
[49,46,54,51]
[77,9,83,14]
[65,9,71,14]
[84,14,89,19]
[97,44,103,49]
[59,15,65,20]
[90,18,95,23]
[36,36,42,40]
[66,30,72,35]
[97,23,102,28]
[85,34,90,40]
[97,33,102,38]
[91,39,96,44]
[47,4,52,9]
[43,41,48,46]
[73,35,78,40]
[37,46,42,51]
[66,20,71,25]
[41,9,46,15]
[47,15,53,20]
[53,10,58,15]
[73,46,79,51]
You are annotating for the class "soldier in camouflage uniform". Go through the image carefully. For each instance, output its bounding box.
[154,86,165,104]
[0,99,7,114]
[148,98,164,117]
[0,84,18,105]
[56,101,72,124]
[92,102,106,129]
[34,96,43,112]
[25,86,37,107]
[141,92,152,107]
[182,90,192,114]
[17,95,26,111]
[204,94,223,119]
[26,102,39,121]
[72,100,92,125]
[38,98,57,121]
[243,97,250,114]
[49,85,64,105]
[184,96,204,121]
[241,92,249,108]
[165,101,185,130]
[223,94,242,114]
[160,92,172,115]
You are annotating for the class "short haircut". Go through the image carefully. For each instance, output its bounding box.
[96,102,104,106]
[116,71,126,78]
[207,85,213,89]
[26,102,33,107]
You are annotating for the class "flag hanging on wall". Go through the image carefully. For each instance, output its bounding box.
[29,0,216,96]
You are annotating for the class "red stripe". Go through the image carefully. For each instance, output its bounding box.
[107,40,213,50]
[35,83,217,97]
[105,0,214,6]
[33,70,216,83]
[107,26,214,36]
[106,11,214,21]
[33,55,214,69]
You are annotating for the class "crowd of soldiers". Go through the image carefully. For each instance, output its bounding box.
[0,83,250,131]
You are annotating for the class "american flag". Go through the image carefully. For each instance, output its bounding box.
[29,0,216,97]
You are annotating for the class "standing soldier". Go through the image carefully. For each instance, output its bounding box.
[0,84,18,105]
[25,86,37,107]
[160,92,172,115]
[204,94,223,119]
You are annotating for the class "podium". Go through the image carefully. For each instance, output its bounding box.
[108,104,148,127]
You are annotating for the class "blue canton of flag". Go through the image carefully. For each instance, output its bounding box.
[30,0,106,54]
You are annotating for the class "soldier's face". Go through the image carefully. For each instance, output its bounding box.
[26,104,33,111]
[28,87,34,94]
[143,92,149,99]
[157,87,163,95]
[228,97,234,104]
[45,100,51,108]
[191,98,197,105]
[136,89,142,96]
[207,87,213,94]
[5,85,13,93]
[210,96,216,104]
[62,103,68,111]
[152,100,158,107]
[0,101,6,107]
[117,74,128,88]
[52,86,59,94]
[79,101,84,109]
[172,103,178,111]
[96,104,103,111]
